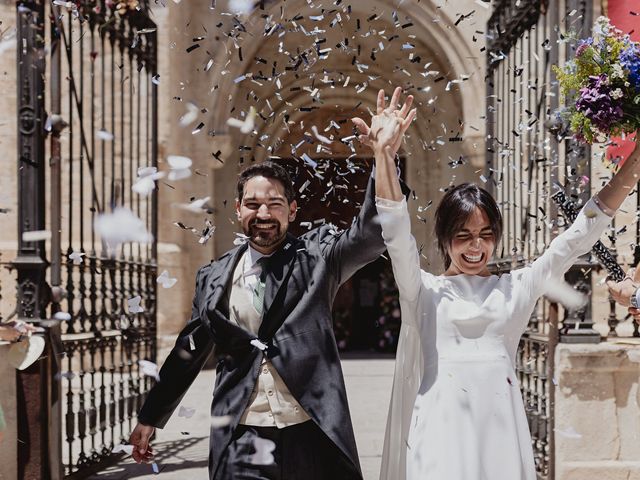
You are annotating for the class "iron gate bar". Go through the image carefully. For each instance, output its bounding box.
[40,0,158,475]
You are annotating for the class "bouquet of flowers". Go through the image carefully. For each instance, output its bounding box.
[554,16,640,143]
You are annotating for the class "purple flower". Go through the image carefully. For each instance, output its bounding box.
[620,44,640,87]
[575,38,593,57]
[575,74,624,132]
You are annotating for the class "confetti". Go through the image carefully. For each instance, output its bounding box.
[118,315,130,330]
[95,208,153,251]
[112,444,134,455]
[175,196,211,213]
[127,296,144,314]
[311,125,332,144]
[228,0,253,15]
[53,311,72,321]
[250,437,276,465]
[211,415,233,428]
[157,270,178,289]
[138,359,160,381]
[250,339,268,351]
[68,251,86,265]
[554,426,582,439]
[227,106,256,134]
[167,155,193,181]
[132,167,165,197]
[96,129,114,141]
[178,406,196,418]
[22,230,51,242]
[178,102,199,127]
[233,233,249,246]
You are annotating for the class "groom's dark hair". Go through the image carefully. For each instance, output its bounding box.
[435,183,503,269]
[237,161,295,204]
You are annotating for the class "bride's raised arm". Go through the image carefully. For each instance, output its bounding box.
[352,87,421,303]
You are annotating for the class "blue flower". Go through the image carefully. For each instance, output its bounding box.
[620,45,640,87]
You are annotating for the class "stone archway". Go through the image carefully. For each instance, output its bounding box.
[203,0,489,270]
[153,0,490,346]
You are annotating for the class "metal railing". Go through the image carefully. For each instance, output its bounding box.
[15,0,158,476]
[486,0,600,478]
[48,2,159,475]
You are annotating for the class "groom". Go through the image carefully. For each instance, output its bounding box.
[128,156,389,478]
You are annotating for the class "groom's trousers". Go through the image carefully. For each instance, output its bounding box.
[214,420,359,480]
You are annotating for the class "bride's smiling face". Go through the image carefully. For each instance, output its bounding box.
[445,207,496,276]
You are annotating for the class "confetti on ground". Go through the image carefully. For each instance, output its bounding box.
[554,426,582,439]
[177,405,196,419]
[112,444,134,455]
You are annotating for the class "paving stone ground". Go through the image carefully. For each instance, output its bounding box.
[86,354,395,480]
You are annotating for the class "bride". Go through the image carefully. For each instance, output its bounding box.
[353,87,639,480]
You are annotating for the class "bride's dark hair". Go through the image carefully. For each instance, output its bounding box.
[434,183,503,269]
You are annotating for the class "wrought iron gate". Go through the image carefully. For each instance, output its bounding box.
[16,0,158,477]
[486,1,594,478]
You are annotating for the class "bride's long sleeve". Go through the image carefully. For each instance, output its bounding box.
[376,196,422,305]
[376,195,425,480]
[519,197,613,296]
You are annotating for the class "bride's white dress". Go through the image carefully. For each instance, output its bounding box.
[375,196,612,480]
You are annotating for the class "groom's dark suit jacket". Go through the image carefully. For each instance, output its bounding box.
[138,177,385,479]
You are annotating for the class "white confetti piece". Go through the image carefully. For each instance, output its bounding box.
[112,444,134,455]
[138,359,160,381]
[178,406,196,418]
[233,233,249,246]
[311,125,332,144]
[95,207,153,250]
[188,334,196,351]
[542,278,587,311]
[228,0,253,15]
[251,437,276,465]
[167,155,192,181]
[554,426,582,439]
[53,311,72,321]
[250,339,268,351]
[175,196,210,213]
[118,315,130,330]
[22,230,51,242]
[301,153,317,169]
[178,102,199,127]
[156,270,177,289]
[227,106,256,134]
[96,129,114,141]
[68,251,86,265]
[132,167,165,197]
[127,296,144,314]
[211,415,233,428]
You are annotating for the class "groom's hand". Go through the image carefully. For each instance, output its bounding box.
[129,422,155,464]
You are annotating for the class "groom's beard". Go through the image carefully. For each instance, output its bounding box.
[246,219,287,248]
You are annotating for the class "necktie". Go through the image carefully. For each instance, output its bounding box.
[252,257,268,315]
